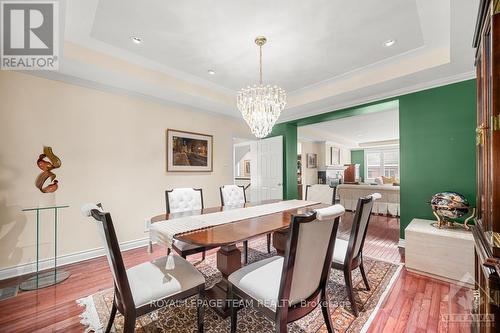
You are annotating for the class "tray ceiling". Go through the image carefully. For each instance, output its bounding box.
[32,0,479,121]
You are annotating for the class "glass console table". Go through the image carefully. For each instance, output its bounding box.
[20,205,70,291]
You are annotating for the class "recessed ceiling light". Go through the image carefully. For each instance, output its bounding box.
[207,69,216,75]
[131,36,142,44]
[383,39,396,47]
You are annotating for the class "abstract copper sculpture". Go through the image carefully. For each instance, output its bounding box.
[35,146,61,193]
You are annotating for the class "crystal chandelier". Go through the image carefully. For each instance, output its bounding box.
[237,36,286,139]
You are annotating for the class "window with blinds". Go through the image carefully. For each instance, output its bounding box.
[365,148,400,182]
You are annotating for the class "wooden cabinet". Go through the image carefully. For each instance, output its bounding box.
[472,1,500,331]
[343,164,359,184]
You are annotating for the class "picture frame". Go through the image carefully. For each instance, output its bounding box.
[306,153,317,168]
[330,147,341,165]
[243,160,251,177]
[166,129,213,172]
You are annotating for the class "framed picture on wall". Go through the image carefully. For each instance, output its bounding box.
[330,147,341,165]
[166,129,213,172]
[307,153,317,168]
[243,160,251,177]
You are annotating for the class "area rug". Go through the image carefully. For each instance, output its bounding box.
[78,237,402,333]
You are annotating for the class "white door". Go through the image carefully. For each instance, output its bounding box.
[250,136,283,202]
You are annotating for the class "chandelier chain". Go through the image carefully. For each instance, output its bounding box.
[259,44,263,84]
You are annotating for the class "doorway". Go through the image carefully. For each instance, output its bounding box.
[233,136,284,202]
[296,104,402,262]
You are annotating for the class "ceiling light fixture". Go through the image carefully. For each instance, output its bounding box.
[207,69,216,75]
[237,36,286,139]
[383,39,396,47]
[131,36,142,44]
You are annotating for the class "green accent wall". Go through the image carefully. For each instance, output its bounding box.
[268,122,298,200]
[399,80,476,238]
[351,150,365,182]
[275,79,476,238]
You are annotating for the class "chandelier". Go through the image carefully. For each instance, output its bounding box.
[237,36,286,139]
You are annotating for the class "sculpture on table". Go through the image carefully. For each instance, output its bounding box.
[429,191,474,230]
[35,146,61,193]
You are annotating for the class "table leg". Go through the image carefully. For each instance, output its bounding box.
[216,244,242,278]
[205,244,242,318]
[272,230,289,256]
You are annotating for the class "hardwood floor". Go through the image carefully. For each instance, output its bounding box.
[367,269,472,333]
[0,212,471,332]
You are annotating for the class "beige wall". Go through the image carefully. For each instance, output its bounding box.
[300,141,321,187]
[0,71,251,269]
[318,142,351,169]
[300,140,351,197]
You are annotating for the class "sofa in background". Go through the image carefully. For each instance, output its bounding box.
[337,184,400,216]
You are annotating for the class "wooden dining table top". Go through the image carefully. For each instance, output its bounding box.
[149,200,327,247]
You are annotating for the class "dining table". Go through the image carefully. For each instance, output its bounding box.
[149,199,327,316]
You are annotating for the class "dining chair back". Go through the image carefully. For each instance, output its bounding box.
[220,185,246,206]
[165,188,204,213]
[82,203,206,333]
[281,205,343,307]
[346,194,378,265]
[82,204,135,319]
[228,204,345,333]
[331,193,381,317]
[305,184,336,205]
[165,188,211,260]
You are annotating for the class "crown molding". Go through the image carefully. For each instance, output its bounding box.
[26,70,242,121]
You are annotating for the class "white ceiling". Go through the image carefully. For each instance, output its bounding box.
[32,0,478,121]
[90,0,424,92]
[298,108,399,147]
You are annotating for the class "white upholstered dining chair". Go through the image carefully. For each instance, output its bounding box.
[166,188,213,260]
[332,193,380,316]
[228,204,345,333]
[166,187,204,213]
[220,184,272,263]
[305,184,337,205]
[220,184,246,206]
[81,203,206,333]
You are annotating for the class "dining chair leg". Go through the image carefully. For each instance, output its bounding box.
[343,268,359,317]
[229,286,238,333]
[104,298,117,333]
[243,240,248,264]
[197,287,205,332]
[266,234,271,253]
[202,250,206,261]
[320,292,334,333]
[359,259,370,291]
[123,312,136,333]
[275,315,288,333]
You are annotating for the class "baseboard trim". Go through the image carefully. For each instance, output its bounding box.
[0,237,151,281]
[398,238,406,248]
[405,267,474,288]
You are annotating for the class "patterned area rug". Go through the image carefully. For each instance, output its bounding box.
[78,237,401,333]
